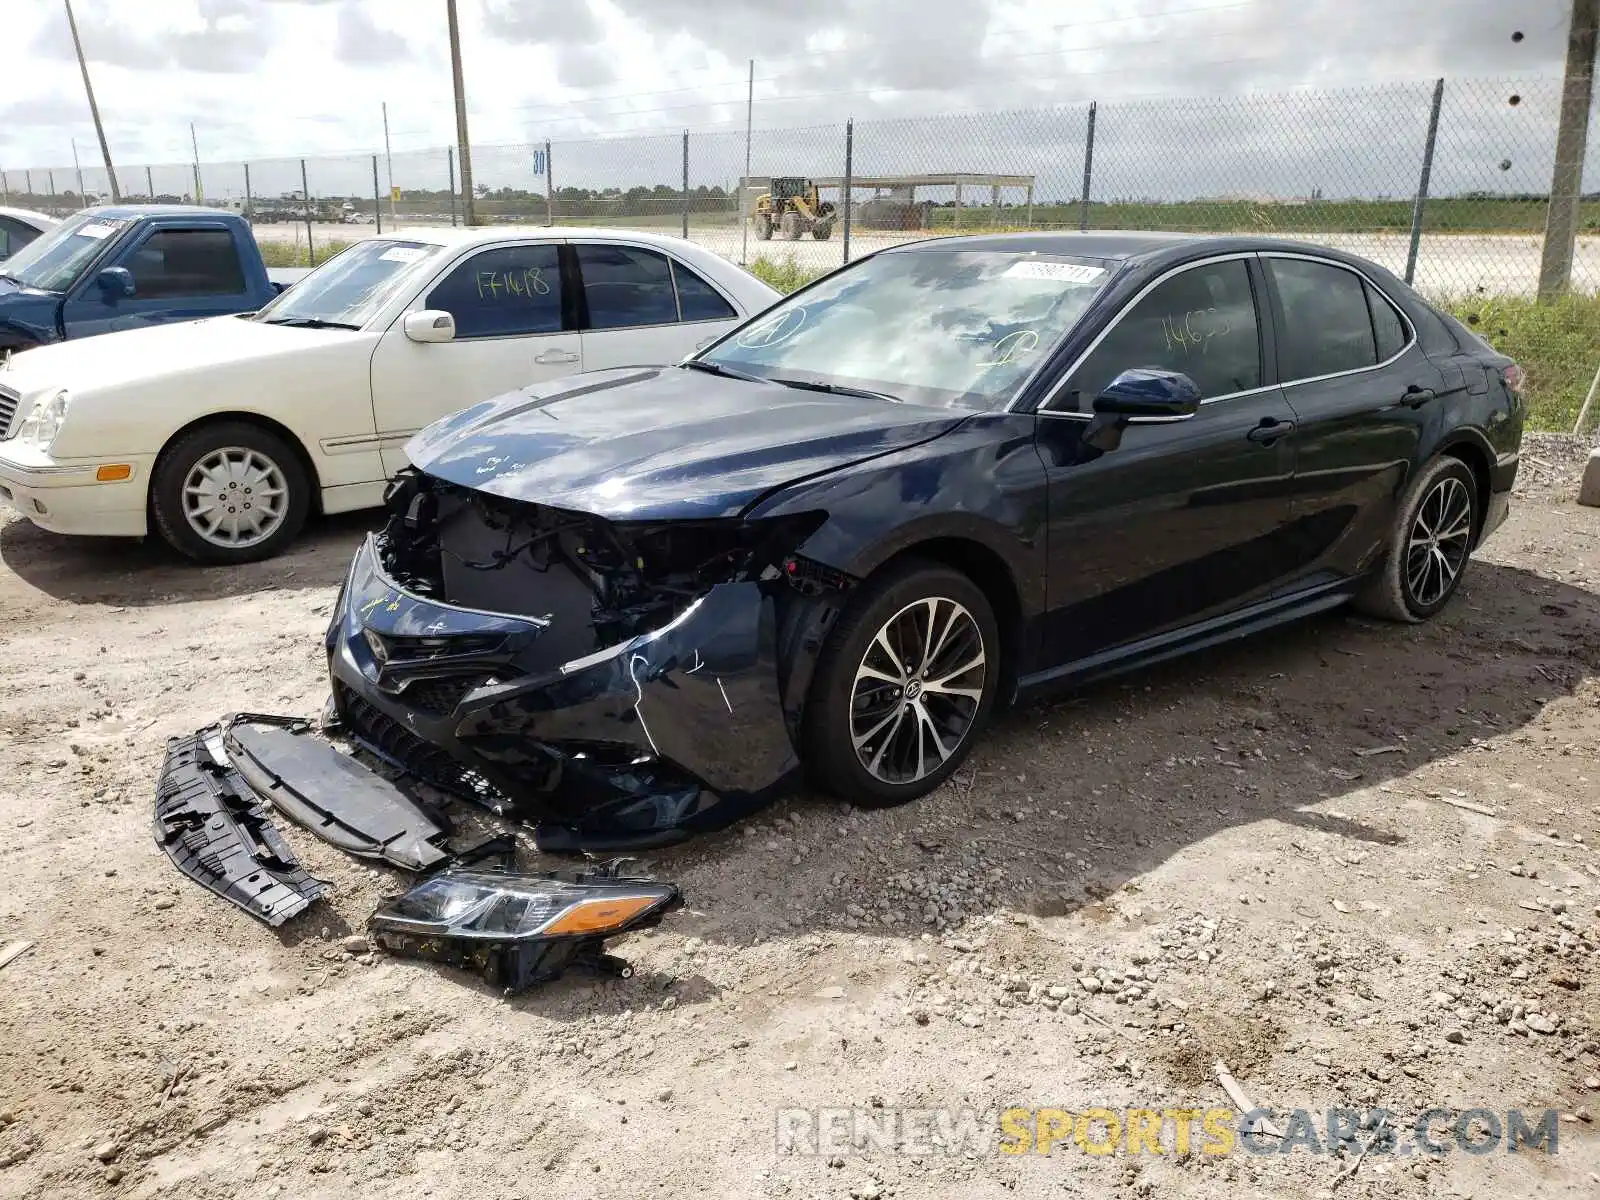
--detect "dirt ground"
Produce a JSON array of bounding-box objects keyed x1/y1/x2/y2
[{"x1": 2, "y1": 436, "x2": 1598, "y2": 1200}]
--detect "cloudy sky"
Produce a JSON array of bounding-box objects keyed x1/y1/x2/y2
[{"x1": 0, "y1": 0, "x2": 1584, "y2": 201}]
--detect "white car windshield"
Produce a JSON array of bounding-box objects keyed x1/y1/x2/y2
[
  {"x1": 254, "y1": 239, "x2": 444, "y2": 329},
  {"x1": 698, "y1": 249, "x2": 1114, "y2": 410},
  {"x1": 0, "y1": 210, "x2": 131, "y2": 292}
]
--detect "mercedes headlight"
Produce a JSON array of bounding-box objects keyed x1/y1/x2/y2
[{"x1": 18, "y1": 389, "x2": 70, "y2": 449}]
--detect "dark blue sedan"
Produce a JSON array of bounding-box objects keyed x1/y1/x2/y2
[{"x1": 325, "y1": 232, "x2": 1524, "y2": 851}]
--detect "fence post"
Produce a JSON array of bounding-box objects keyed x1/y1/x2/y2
[
  {"x1": 373, "y1": 155, "x2": 383, "y2": 235},
  {"x1": 0, "y1": 170, "x2": 8, "y2": 203},
  {"x1": 243, "y1": 162, "x2": 252, "y2": 220},
  {"x1": 300, "y1": 158, "x2": 315, "y2": 267},
  {"x1": 842, "y1": 118, "x2": 853, "y2": 265},
  {"x1": 447, "y1": 147, "x2": 458, "y2": 227},
  {"x1": 1537, "y1": 0, "x2": 1598, "y2": 301},
  {"x1": 1079, "y1": 101, "x2": 1097, "y2": 232},
  {"x1": 144, "y1": 165, "x2": 153, "y2": 200},
  {"x1": 25, "y1": 170, "x2": 32, "y2": 201},
  {"x1": 545, "y1": 140, "x2": 554, "y2": 227},
  {"x1": 1405, "y1": 78, "x2": 1445, "y2": 286},
  {"x1": 681, "y1": 130, "x2": 690, "y2": 239}
]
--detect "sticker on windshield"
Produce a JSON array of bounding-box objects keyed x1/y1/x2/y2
[
  {"x1": 379, "y1": 246, "x2": 429, "y2": 264},
  {"x1": 76, "y1": 222, "x2": 120, "y2": 240},
  {"x1": 1003, "y1": 261, "x2": 1104, "y2": 283}
]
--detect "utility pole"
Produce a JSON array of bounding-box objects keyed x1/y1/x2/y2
[
  {"x1": 64, "y1": 0, "x2": 119, "y2": 201},
  {"x1": 740, "y1": 58, "x2": 753, "y2": 266},
  {"x1": 1538, "y1": 0, "x2": 1598, "y2": 300},
  {"x1": 446, "y1": 0, "x2": 475, "y2": 226},
  {"x1": 190, "y1": 123, "x2": 203, "y2": 204},
  {"x1": 382, "y1": 101, "x2": 397, "y2": 226}
]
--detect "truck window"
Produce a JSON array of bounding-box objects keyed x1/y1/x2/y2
[
  {"x1": 0, "y1": 217, "x2": 43, "y2": 261},
  {"x1": 125, "y1": 228, "x2": 247, "y2": 298}
]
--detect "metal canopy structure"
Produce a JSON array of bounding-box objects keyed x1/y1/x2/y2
[{"x1": 811, "y1": 172, "x2": 1037, "y2": 229}]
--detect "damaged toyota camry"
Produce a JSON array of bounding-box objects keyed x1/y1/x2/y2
[{"x1": 325, "y1": 232, "x2": 1524, "y2": 851}]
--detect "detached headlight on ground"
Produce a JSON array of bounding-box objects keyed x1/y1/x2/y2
[
  {"x1": 18, "y1": 389, "x2": 70, "y2": 449},
  {"x1": 369, "y1": 864, "x2": 683, "y2": 990}
]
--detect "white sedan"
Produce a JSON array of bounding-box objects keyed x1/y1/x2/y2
[
  {"x1": 0, "y1": 207, "x2": 57, "y2": 260},
  {"x1": 0, "y1": 227, "x2": 778, "y2": 562}
]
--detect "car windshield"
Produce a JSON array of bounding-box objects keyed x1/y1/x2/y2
[
  {"x1": 253, "y1": 238, "x2": 444, "y2": 329},
  {"x1": 0, "y1": 210, "x2": 130, "y2": 292},
  {"x1": 698, "y1": 249, "x2": 1114, "y2": 410}
]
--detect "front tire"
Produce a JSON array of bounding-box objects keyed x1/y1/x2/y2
[
  {"x1": 1355, "y1": 455, "x2": 1478, "y2": 622},
  {"x1": 151, "y1": 421, "x2": 310, "y2": 564},
  {"x1": 803, "y1": 560, "x2": 999, "y2": 807},
  {"x1": 781, "y1": 211, "x2": 803, "y2": 241},
  {"x1": 755, "y1": 213, "x2": 774, "y2": 241}
]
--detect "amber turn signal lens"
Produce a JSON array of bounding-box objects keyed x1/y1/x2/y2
[
  {"x1": 541, "y1": 894, "x2": 662, "y2": 935},
  {"x1": 95, "y1": 464, "x2": 132, "y2": 482}
]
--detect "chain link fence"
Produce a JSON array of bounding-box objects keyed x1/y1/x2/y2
[{"x1": 3, "y1": 75, "x2": 1596, "y2": 429}]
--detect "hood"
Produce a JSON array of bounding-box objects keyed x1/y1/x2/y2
[
  {"x1": 0, "y1": 315, "x2": 357, "y2": 394},
  {"x1": 406, "y1": 366, "x2": 969, "y2": 519}
]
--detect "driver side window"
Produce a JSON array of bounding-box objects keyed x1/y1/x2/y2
[{"x1": 1057, "y1": 259, "x2": 1261, "y2": 412}]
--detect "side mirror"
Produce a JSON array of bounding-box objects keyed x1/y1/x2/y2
[
  {"x1": 96, "y1": 266, "x2": 136, "y2": 298},
  {"x1": 1084, "y1": 368, "x2": 1200, "y2": 451},
  {"x1": 403, "y1": 309, "x2": 456, "y2": 343}
]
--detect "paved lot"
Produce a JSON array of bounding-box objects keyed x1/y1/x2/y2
[{"x1": 0, "y1": 438, "x2": 1597, "y2": 1198}]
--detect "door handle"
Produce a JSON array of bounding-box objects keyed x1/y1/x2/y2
[
  {"x1": 1402, "y1": 385, "x2": 1436, "y2": 408},
  {"x1": 534, "y1": 349, "x2": 579, "y2": 365},
  {"x1": 1246, "y1": 417, "x2": 1295, "y2": 445}
]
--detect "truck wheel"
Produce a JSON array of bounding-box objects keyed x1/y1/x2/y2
[
  {"x1": 781, "y1": 211, "x2": 803, "y2": 240},
  {"x1": 151, "y1": 421, "x2": 310, "y2": 564},
  {"x1": 756, "y1": 214, "x2": 774, "y2": 241},
  {"x1": 811, "y1": 219, "x2": 834, "y2": 240}
]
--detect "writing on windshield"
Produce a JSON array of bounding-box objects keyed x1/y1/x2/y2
[
  {"x1": 0, "y1": 212, "x2": 130, "y2": 292},
  {"x1": 702, "y1": 250, "x2": 1111, "y2": 411}
]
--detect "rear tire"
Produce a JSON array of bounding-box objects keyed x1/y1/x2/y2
[
  {"x1": 1355, "y1": 455, "x2": 1479, "y2": 623},
  {"x1": 151, "y1": 420, "x2": 310, "y2": 565},
  {"x1": 755, "y1": 214, "x2": 774, "y2": 241},
  {"x1": 781, "y1": 211, "x2": 803, "y2": 241},
  {"x1": 803, "y1": 560, "x2": 998, "y2": 807}
]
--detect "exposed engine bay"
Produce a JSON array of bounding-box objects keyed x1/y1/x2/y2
[{"x1": 378, "y1": 470, "x2": 834, "y2": 667}]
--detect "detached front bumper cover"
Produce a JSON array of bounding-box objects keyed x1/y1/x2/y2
[{"x1": 369, "y1": 862, "x2": 683, "y2": 990}]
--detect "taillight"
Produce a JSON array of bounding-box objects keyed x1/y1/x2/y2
[{"x1": 1502, "y1": 363, "x2": 1525, "y2": 395}]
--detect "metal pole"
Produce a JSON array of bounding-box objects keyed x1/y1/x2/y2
[
  {"x1": 1025, "y1": 182, "x2": 1034, "y2": 227},
  {"x1": 1571, "y1": 361, "x2": 1600, "y2": 436},
  {"x1": 1538, "y1": 0, "x2": 1598, "y2": 301},
  {"x1": 190, "y1": 123, "x2": 202, "y2": 204},
  {"x1": 301, "y1": 158, "x2": 315, "y2": 266},
  {"x1": 953, "y1": 179, "x2": 962, "y2": 230},
  {"x1": 64, "y1": 0, "x2": 119, "y2": 201},
  {"x1": 382, "y1": 101, "x2": 397, "y2": 227},
  {"x1": 71, "y1": 139, "x2": 85, "y2": 206},
  {"x1": 1079, "y1": 101, "x2": 1097, "y2": 232},
  {"x1": 0, "y1": 170, "x2": 8, "y2": 203},
  {"x1": 842, "y1": 118, "x2": 853, "y2": 265},
  {"x1": 681, "y1": 130, "x2": 689, "y2": 239},
  {"x1": 740, "y1": 58, "x2": 753, "y2": 266},
  {"x1": 447, "y1": 0, "x2": 476, "y2": 226},
  {"x1": 145, "y1": 164, "x2": 153, "y2": 200},
  {"x1": 373, "y1": 155, "x2": 383, "y2": 235},
  {"x1": 243, "y1": 162, "x2": 251, "y2": 219},
  {"x1": 447, "y1": 146, "x2": 458, "y2": 226},
  {"x1": 1405, "y1": 78, "x2": 1445, "y2": 286},
  {"x1": 545, "y1": 139, "x2": 554, "y2": 226},
  {"x1": 25, "y1": 170, "x2": 33, "y2": 201}
]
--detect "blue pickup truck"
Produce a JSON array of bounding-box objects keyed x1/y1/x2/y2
[{"x1": 0, "y1": 206, "x2": 305, "y2": 354}]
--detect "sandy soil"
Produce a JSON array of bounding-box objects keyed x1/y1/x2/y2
[{"x1": 1, "y1": 437, "x2": 1598, "y2": 1199}]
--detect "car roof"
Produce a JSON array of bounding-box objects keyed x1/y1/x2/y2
[
  {"x1": 0, "y1": 206, "x2": 59, "y2": 229},
  {"x1": 79, "y1": 204, "x2": 244, "y2": 221},
  {"x1": 379, "y1": 224, "x2": 717, "y2": 251},
  {"x1": 879, "y1": 230, "x2": 1391, "y2": 274}
]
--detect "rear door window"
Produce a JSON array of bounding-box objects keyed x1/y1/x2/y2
[
  {"x1": 1268, "y1": 257, "x2": 1378, "y2": 381},
  {"x1": 123, "y1": 228, "x2": 247, "y2": 297},
  {"x1": 672, "y1": 260, "x2": 736, "y2": 322},
  {"x1": 577, "y1": 244, "x2": 679, "y2": 329},
  {"x1": 424, "y1": 243, "x2": 563, "y2": 338}
]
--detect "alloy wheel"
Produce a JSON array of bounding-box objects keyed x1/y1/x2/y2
[
  {"x1": 850, "y1": 596, "x2": 987, "y2": 786},
  {"x1": 181, "y1": 447, "x2": 290, "y2": 549},
  {"x1": 1404, "y1": 475, "x2": 1473, "y2": 608}
]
